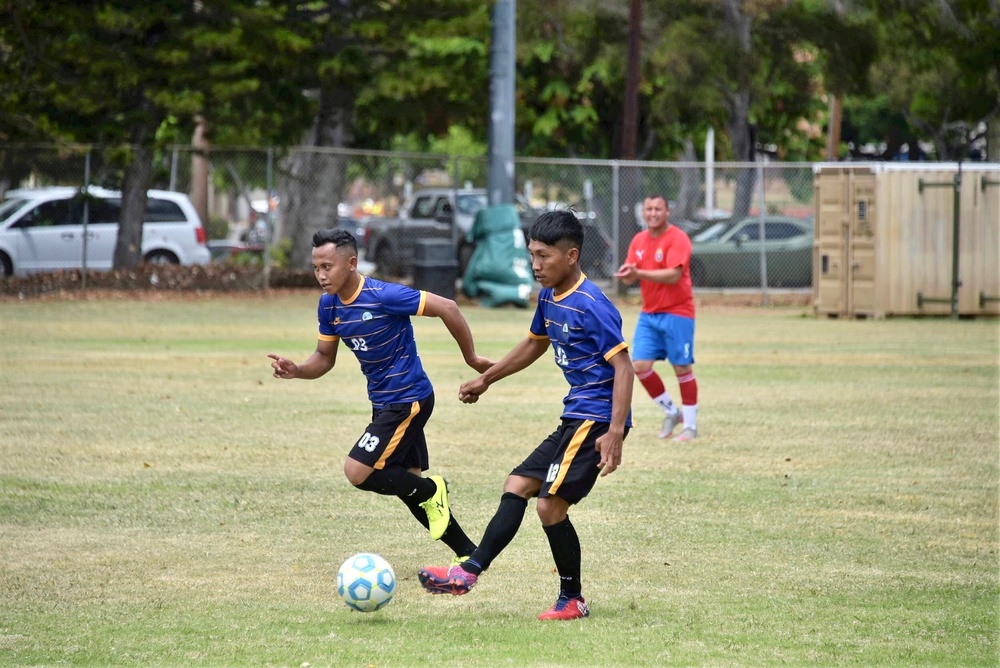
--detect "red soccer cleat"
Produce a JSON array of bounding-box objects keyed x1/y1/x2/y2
[
  {"x1": 418, "y1": 563, "x2": 478, "y2": 595},
  {"x1": 537, "y1": 593, "x2": 589, "y2": 620}
]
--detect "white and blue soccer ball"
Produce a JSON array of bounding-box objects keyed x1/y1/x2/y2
[{"x1": 336, "y1": 552, "x2": 396, "y2": 612}]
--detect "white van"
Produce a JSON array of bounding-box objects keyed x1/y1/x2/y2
[{"x1": 0, "y1": 186, "x2": 212, "y2": 277}]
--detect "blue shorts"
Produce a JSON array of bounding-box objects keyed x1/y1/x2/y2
[{"x1": 631, "y1": 312, "x2": 695, "y2": 365}]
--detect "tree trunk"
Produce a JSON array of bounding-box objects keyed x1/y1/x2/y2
[
  {"x1": 280, "y1": 85, "x2": 355, "y2": 270},
  {"x1": 726, "y1": 90, "x2": 756, "y2": 218},
  {"x1": 191, "y1": 117, "x2": 210, "y2": 230},
  {"x1": 114, "y1": 145, "x2": 153, "y2": 269},
  {"x1": 721, "y1": 0, "x2": 756, "y2": 219},
  {"x1": 676, "y1": 139, "x2": 700, "y2": 221}
]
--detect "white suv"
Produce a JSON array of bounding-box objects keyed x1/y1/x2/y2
[{"x1": 0, "y1": 186, "x2": 212, "y2": 277}]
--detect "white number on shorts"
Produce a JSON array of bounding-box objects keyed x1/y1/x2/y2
[{"x1": 357, "y1": 432, "x2": 380, "y2": 452}]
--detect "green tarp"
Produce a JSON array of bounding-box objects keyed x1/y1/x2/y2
[{"x1": 461, "y1": 204, "x2": 533, "y2": 308}]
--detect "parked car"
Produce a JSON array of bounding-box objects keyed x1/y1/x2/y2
[
  {"x1": 0, "y1": 186, "x2": 211, "y2": 277},
  {"x1": 689, "y1": 216, "x2": 814, "y2": 288}
]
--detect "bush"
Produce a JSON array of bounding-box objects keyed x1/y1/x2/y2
[
  {"x1": 0, "y1": 264, "x2": 318, "y2": 298},
  {"x1": 206, "y1": 215, "x2": 231, "y2": 240}
]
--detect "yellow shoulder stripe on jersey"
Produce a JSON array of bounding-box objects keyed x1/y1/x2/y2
[
  {"x1": 416, "y1": 290, "x2": 428, "y2": 316},
  {"x1": 603, "y1": 341, "x2": 629, "y2": 361}
]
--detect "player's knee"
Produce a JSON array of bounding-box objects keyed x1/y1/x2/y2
[
  {"x1": 633, "y1": 359, "x2": 653, "y2": 374},
  {"x1": 536, "y1": 497, "x2": 568, "y2": 525},
  {"x1": 344, "y1": 460, "x2": 369, "y2": 487}
]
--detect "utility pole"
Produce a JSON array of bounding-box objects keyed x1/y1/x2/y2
[
  {"x1": 622, "y1": 0, "x2": 641, "y2": 160},
  {"x1": 618, "y1": 0, "x2": 643, "y2": 258},
  {"x1": 487, "y1": 0, "x2": 516, "y2": 206}
]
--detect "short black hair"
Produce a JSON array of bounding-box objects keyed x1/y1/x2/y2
[
  {"x1": 312, "y1": 228, "x2": 357, "y2": 253},
  {"x1": 529, "y1": 210, "x2": 583, "y2": 250},
  {"x1": 646, "y1": 194, "x2": 670, "y2": 208}
]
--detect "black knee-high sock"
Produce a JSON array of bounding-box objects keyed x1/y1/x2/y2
[
  {"x1": 354, "y1": 466, "x2": 435, "y2": 501},
  {"x1": 400, "y1": 496, "x2": 477, "y2": 557},
  {"x1": 543, "y1": 516, "x2": 582, "y2": 596},
  {"x1": 464, "y1": 492, "x2": 528, "y2": 575}
]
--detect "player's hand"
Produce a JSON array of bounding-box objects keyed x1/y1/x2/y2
[
  {"x1": 614, "y1": 263, "x2": 638, "y2": 283},
  {"x1": 468, "y1": 355, "x2": 495, "y2": 374},
  {"x1": 267, "y1": 353, "x2": 298, "y2": 379},
  {"x1": 458, "y1": 376, "x2": 489, "y2": 404},
  {"x1": 595, "y1": 429, "x2": 624, "y2": 477}
]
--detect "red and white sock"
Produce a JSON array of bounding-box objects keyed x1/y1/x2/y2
[
  {"x1": 637, "y1": 369, "x2": 677, "y2": 415},
  {"x1": 677, "y1": 370, "x2": 698, "y2": 430}
]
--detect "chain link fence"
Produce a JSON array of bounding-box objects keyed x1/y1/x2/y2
[{"x1": 0, "y1": 144, "x2": 815, "y2": 295}]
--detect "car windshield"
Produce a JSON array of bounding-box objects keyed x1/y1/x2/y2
[
  {"x1": 456, "y1": 194, "x2": 488, "y2": 215},
  {"x1": 692, "y1": 222, "x2": 729, "y2": 243},
  {"x1": 0, "y1": 197, "x2": 28, "y2": 221}
]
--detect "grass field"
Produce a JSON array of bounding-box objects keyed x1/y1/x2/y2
[{"x1": 1, "y1": 292, "x2": 997, "y2": 667}]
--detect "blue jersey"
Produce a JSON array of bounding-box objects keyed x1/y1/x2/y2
[
  {"x1": 317, "y1": 276, "x2": 433, "y2": 409},
  {"x1": 529, "y1": 275, "x2": 633, "y2": 426}
]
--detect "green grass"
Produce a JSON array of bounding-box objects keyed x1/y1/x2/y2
[{"x1": 1, "y1": 293, "x2": 997, "y2": 666}]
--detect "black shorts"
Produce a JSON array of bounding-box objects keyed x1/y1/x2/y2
[
  {"x1": 348, "y1": 394, "x2": 434, "y2": 472},
  {"x1": 510, "y1": 419, "x2": 629, "y2": 505}
]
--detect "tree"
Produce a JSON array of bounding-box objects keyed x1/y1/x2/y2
[
  {"x1": 851, "y1": 0, "x2": 999, "y2": 160},
  {"x1": 263, "y1": 0, "x2": 489, "y2": 267},
  {"x1": 0, "y1": 1, "x2": 315, "y2": 268}
]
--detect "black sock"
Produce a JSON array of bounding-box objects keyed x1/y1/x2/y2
[
  {"x1": 543, "y1": 516, "x2": 582, "y2": 597},
  {"x1": 355, "y1": 467, "x2": 435, "y2": 501},
  {"x1": 465, "y1": 492, "x2": 528, "y2": 575},
  {"x1": 400, "y1": 494, "x2": 477, "y2": 557}
]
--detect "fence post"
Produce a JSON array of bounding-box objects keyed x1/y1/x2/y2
[
  {"x1": 81, "y1": 148, "x2": 91, "y2": 290},
  {"x1": 611, "y1": 160, "x2": 621, "y2": 296},
  {"x1": 264, "y1": 147, "x2": 273, "y2": 290},
  {"x1": 757, "y1": 160, "x2": 768, "y2": 305}
]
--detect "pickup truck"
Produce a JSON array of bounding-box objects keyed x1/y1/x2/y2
[
  {"x1": 362, "y1": 188, "x2": 536, "y2": 277},
  {"x1": 362, "y1": 187, "x2": 614, "y2": 280}
]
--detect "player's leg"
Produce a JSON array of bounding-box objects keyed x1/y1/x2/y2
[
  {"x1": 345, "y1": 395, "x2": 462, "y2": 541},
  {"x1": 534, "y1": 419, "x2": 615, "y2": 620},
  {"x1": 418, "y1": 427, "x2": 568, "y2": 595},
  {"x1": 417, "y1": 475, "x2": 539, "y2": 595},
  {"x1": 632, "y1": 313, "x2": 681, "y2": 438},
  {"x1": 399, "y1": 466, "x2": 476, "y2": 558},
  {"x1": 665, "y1": 315, "x2": 698, "y2": 441}
]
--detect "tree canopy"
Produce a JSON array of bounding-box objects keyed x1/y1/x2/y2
[{"x1": 1, "y1": 0, "x2": 996, "y2": 265}]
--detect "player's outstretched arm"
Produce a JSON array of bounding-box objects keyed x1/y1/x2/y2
[
  {"x1": 268, "y1": 338, "x2": 338, "y2": 380},
  {"x1": 595, "y1": 349, "x2": 634, "y2": 477},
  {"x1": 422, "y1": 292, "x2": 493, "y2": 373},
  {"x1": 458, "y1": 336, "x2": 548, "y2": 404}
]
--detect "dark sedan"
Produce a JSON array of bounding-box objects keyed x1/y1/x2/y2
[{"x1": 689, "y1": 216, "x2": 814, "y2": 288}]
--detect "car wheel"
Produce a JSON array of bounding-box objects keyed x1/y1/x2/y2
[
  {"x1": 376, "y1": 242, "x2": 402, "y2": 277},
  {"x1": 689, "y1": 259, "x2": 705, "y2": 287},
  {"x1": 145, "y1": 250, "x2": 179, "y2": 265},
  {"x1": 0, "y1": 252, "x2": 12, "y2": 277}
]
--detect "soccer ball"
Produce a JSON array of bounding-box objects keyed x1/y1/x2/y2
[{"x1": 336, "y1": 552, "x2": 396, "y2": 612}]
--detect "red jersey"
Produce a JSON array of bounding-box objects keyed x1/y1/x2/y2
[{"x1": 625, "y1": 225, "x2": 695, "y2": 317}]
